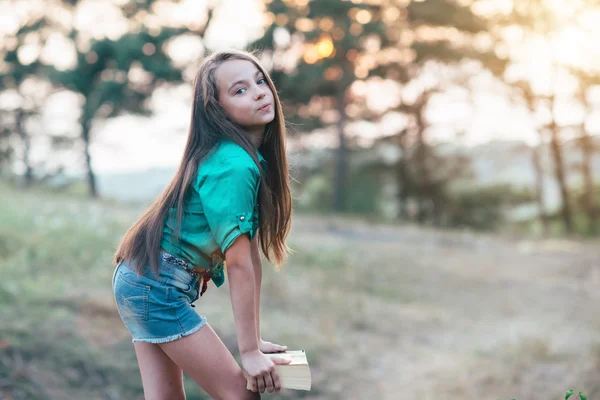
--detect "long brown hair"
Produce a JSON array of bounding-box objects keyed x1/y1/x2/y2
[{"x1": 113, "y1": 49, "x2": 292, "y2": 275}]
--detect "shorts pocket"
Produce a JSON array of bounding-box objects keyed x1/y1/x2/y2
[{"x1": 114, "y1": 271, "x2": 151, "y2": 322}]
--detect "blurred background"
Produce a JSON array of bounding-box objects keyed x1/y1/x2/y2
[{"x1": 1, "y1": 0, "x2": 600, "y2": 399}]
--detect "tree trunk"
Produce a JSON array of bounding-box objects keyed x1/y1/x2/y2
[
  {"x1": 548, "y1": 119, "x2": 573, "y2": 233},
  {"x1": 531, "y1": 143, "x2": 549, "y2": 235},
  {"x1": 15, "y1": 109, "x2": 33, "y2": 187},
  {"x1": 577, "y1": 88, "x2": 597, "y2": 234},
  {"x1": 0, "y1": 127, "x2": 10, "y2": 169},
  {"x1": 414, "y1": 141, "x2": 428, "y2": 224},
  {"x1": 414, "y1": 98, "x2": 429, "y2": 224},
  {"x1": 333, "y1": 91, "x2": 348, "y2": 213},
  {"x1": 395, "y1": 130, "x2": 409, "y2": 219},
  {"x1": 81, "y1": 117, "x2": 98, "y2": 198},
  {"x1": 580, "y1": 129, "x2": 597, "y2": 234}
]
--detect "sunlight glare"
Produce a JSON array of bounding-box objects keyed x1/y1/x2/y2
[
  {"x1": 315, "y1": 37, "x2": 334, "y2": 58},
  {"x1": 471, "y1": 0, "x2": 513, "y2": 17},
  {"x1": 550, "y1": 26, "x2": 586, "y2": 67},
  {"x1": 526, "y1": 35, "x2": 554, "y2": 95},
  {"x1": 303, "y1": 45, "x2": 319, "y2": 64},
  {"x1": 151, "y1": 0, "x2": 209, "y2": 28},
  {"x1": 40, "y1": 33, "x2": 77, "y2": 70},
  {"x1": 17, "y1": 44, "x2": 39, "y2": 66},
  {"x1": 355, "y1": 10, "x2": 372, "y2": 24},
  {"x1": 74, "y1": 0, "x2": 129, "y2": 40},
  {"x1": 382, "y1": 7, "x2": 400, "y2": 24},
  {"x1": 578, "y1": 8, "x2": 600, "y2": 33},
  {"x1": 0, "y1": 1, "x2": 20, "y2": 36},
  {"x1": 318, "y1": 17, "x2": 334, "y2": 32},
  {"x1": 166, "y1": 34, "x2": 204, "y2": 67},
  {"x1": 295, "y1": 18, "x2": 315, "y2": 32}
]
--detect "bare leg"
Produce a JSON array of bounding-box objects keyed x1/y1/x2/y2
[
  {"x1": 134, "y1": 342, "x2": 186, "y2": 400},
  {"x1": 159, "y1": 324, "x2": 260, "y2": 400}
]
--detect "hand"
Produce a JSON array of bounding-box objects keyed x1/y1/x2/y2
[
  {"x1": 260, "y1": 339, "x2": 287, "y2": 353},
  {"x1": 241, "y1": 350, "x2": 291, "y2": 393}
]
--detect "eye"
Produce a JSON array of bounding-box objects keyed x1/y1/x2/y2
[
  {"x1": 235, "y1": 87, "x2": 246, "y2": 95},
  {"x1": 257, "y1": 78, "x2": 266, "y2": 85}
]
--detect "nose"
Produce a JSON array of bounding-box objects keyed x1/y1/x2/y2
[{"x1": 254, "y1": 86, "x2": 266, "y2": 100}]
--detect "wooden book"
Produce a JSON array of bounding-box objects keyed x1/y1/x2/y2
[{"x1": 247, "y1": 350, "x2": 311, "y2": 391}]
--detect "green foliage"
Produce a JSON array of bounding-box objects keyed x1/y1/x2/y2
[
  {"x1": 573, "y1": 184, "x2": 600, "y2": 209},
  {"x1": 291, "y1": 142, "x2": 542, "y2": 231},
  {"x1": 442, "y1": 184, "x2": 535, "y2": 230},
  {"x1": 252, "y1": 0, "x2": 386, "y2": 123},
  {"x1": 42, "y1": 1, "x2": 194, "y2": 196},
  {"x1": 565, "y1": 389, "x2": 588, "y2": 400},
  {"x1": 0, "y1": 116, "x2": 12, "y2": 172},
  {"x1": 539, "y1": 184, "x2": 600, "y2": 237},
  {"x1": 294, "y1": 173, "x2": 333, "y2": 213},
  {"x1": 0, "y1": 12, "x2": 63, "y2": 182},
  {"x1": 51, "y1": 27, "x2": 184, "y2": 120},
  {"x1": 0, "y1": 18, "x2": 49, "y2": 89},
  {"x1": 493, "y1": 389, "x2": 587, "y2": 400},
  {"x1": 254, "y1": 0, "x2": 509, "y2": 216},
  {"x1": 345, "y1": 163, "x2": 388, "y2": 215}
]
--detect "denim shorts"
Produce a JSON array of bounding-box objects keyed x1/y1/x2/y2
[{"x1": 112, "y1": 255, "x2": 208, "y2": 343}]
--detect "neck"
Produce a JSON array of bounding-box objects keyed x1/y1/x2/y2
[{"x1": 247, "y1": 126, "x2": 265, "y2": 148}]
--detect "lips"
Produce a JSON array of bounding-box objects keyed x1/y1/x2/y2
[{"x1": 258, "y1": 103, "x2": 271, "y2": 112}]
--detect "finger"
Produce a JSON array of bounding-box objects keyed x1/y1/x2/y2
[
  {"x1": 246, "y1": 377, "x2": 257, "y2": 393},
  {"x1": 271, "y1": 343, "x2": 287, "y2": 352},
  {"x1": 264, "y1": 371, "x2": 275, "y2": 393},
  {"x1": 272, "y1": 356, "x2": 292, "y2": 365},
  {"x1": 272, "y1": 369, "x2": 282, "y2": 392},
  {"x1": 257, "y1": 376, "x2": 265, "y2": 393}
]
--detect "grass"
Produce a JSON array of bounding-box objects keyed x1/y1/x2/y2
[
  {"x1": 2, "y1": 181, "x2": 600, "y2": 399},
  {"x1": 0, "y1": 184, "x2": 147, "y2": 399},
  {"x1": 0, "y1": 183, "x2": 331, "y2": 399}
]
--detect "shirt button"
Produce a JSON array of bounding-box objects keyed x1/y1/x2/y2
[{"x1": 239, "y1": 216, "x2": 245, "y2": 221}]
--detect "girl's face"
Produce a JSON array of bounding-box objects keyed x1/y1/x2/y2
[{"x1": 215, "y1": 59, "x2": 275, "y2": 132}]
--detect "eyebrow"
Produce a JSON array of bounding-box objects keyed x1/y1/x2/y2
[{"x1": 228, "y1": 70, "x2": 264, "y2": 91}]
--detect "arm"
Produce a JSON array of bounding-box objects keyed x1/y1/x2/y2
[
  {"x1": 250, "y1": 235, "x2": 262, "y2": 341},
  {"x1": 251, "y1": 235, "x2": 288, "y2": 354},
  {"x1": 199, "y1": 154, "x2": 289, "y2": 393},
  {"x1": 226, "y1": 234, "x2": 291, "y2": 394},
  {"x1": 225, "y1": 234, "x2": 259, "y2": 355}
]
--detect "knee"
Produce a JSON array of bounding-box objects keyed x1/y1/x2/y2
[{"x1": 213, "y1": 371, "x2": 260, "y2": 400}]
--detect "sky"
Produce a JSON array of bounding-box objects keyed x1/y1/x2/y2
[{"x1": 3, "y1": 0, "x2": 600, "y2": 174}]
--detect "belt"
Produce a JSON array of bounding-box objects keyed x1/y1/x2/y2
[{"x1": 160, "y1": 251, "x2": 223, "y2": 297}]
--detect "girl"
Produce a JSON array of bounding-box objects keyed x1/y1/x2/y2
[{"x1": 111, "y1": 49, "x2": 293, "y2": 400}]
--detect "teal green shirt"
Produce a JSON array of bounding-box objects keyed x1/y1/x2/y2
[{"x1": 161, "y1": 140, "x2": 267, "y2": 288}]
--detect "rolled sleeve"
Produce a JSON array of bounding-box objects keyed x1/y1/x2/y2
[{"x1": 198, "y1": 157, "x2": 260, "y2": 254}]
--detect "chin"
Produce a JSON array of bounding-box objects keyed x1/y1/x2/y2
[{"x1": 259, "y1": 113, "x2": 275, "y2": 125}]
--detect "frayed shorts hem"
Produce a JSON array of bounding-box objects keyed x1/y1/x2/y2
[{"x1": 131, "y1": 316, "x2": 208, "y2": 344}]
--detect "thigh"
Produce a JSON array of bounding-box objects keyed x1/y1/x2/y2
[
  {"x1": 159, "y1": 323, "x2": 260, "y2": 400},
  {"x1": 134, "y1": 342, "x2": 185, "y2": 400}
]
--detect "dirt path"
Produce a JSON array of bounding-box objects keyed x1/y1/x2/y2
[{"x1": 288, "y1": 217, "x2": 600, "y2": 400}]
